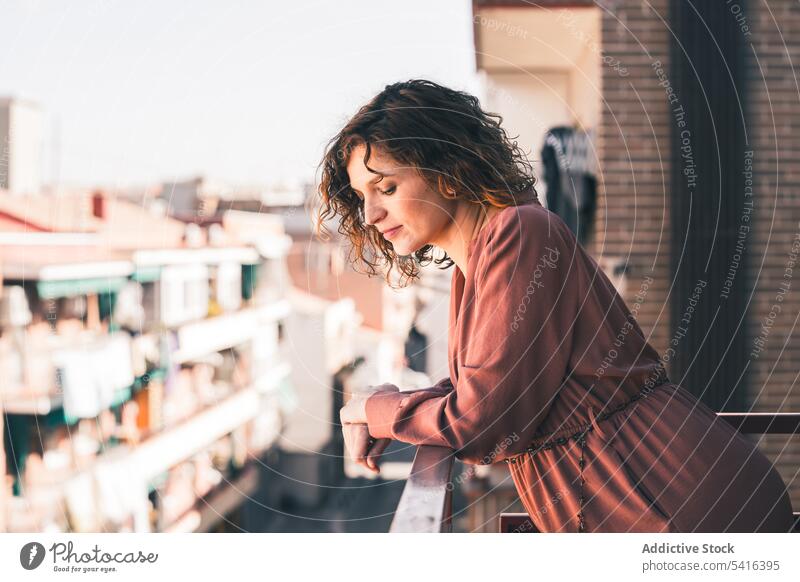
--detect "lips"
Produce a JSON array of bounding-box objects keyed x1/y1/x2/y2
[{"x1": 382, "y1": 225, "x2": 403, "y2": 240}]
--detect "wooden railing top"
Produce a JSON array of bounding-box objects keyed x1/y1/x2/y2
[
  {"x1": 716, "y1": 412, "x2": 800, "y2": 434},
  {"x1": 390, "y1": 445, "x2": 455, "y2": 533}
]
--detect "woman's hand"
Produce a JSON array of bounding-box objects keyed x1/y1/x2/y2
[
  {"x1": 339, "y1": 383, "x2": 400, "y2": 425},
  {"x1": 342, "y1": 423, "x2": 372, "y2": 472},
  {"x1": 342, "y1": 423, "x2": 392, "y2": 474},
  {"x1": 340, "y1": 384, "x2": 399, "y2": 474}
]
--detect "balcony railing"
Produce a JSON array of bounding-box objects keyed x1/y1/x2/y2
[
  {"x1": 390, "y1": 412, "x2": 800, "y2": 533},
  {"x1": 389, "y1": 445, "x2": 454, "y2": 533}
]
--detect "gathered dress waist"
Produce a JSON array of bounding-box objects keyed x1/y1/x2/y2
[{"x1": 504, "y1": 364, "x2": 672, "y2": 532}]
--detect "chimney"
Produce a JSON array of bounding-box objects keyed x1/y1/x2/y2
[{"x1": 92, "y1": 190, "x2": 106, "y2": 219}]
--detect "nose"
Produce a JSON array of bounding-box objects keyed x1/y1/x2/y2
[{"x1": 363, "y1": 195, "x2": 387, "y2": 227}]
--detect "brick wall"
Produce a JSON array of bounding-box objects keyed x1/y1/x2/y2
[{"x1": 595, "y1": 0, "x2": 673, "y2": 359}]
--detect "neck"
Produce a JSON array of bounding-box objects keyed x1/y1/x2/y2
[{"x1": 432, "y1": 202, "x2": 502, "y2": 274}]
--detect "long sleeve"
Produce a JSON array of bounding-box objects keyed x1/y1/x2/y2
[
  {"x1": 365, "y1": 207, "x2": 580, "y2": 464},
  {"x1": 365, "y1": 375, "x2": 453, "y2": 435}
]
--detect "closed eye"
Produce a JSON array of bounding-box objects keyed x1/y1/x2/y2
[{"x1": 350, "y1": 184, "x2": 394, "y2": 199}]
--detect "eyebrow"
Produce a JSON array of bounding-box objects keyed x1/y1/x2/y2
[{"x1": 350, "y1": 170, "x2": 396, "y2": 196}]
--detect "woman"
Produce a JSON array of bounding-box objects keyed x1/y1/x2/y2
[{"x1": 323, "y1": 79, "x2": 794, "y2": 533}]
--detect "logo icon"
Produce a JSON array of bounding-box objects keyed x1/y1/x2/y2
[{"x1": 20, "y1": 542, "x2": 46, "y2": 570}]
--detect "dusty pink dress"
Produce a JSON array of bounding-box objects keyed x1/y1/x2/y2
[{"x1": 366, "y1": 201, "x2": 794, "y2": 532}]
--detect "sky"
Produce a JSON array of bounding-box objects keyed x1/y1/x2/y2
[{"x1": 0, "y1": 0, "x2": 477, "y2": 189}]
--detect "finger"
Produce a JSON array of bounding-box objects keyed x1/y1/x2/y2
[
  {"x1": 342, "y1": 425, "x2": 365, "y2": 462},
  {"x1": 350, "y1": 426, "x2": 370, "y2": 464},
  {"x1": 342, "y1": 427, "x2": 354, "y2": 460},
  {"x1": 343, "y1": 425, "x2": 356, "y2": 452},
  {"x1": 360, "y1": 437, "x2": 379, "y2": 473},
  {"x1": 366, "y1": 438, "x2": 392, "y2": 472},
  {"x1": 356, "y1": 457, "x2": 376, "y2": 473}
]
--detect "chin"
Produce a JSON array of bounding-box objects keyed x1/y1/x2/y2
[
  {"x1": 390, "y1": 240, "x2": 421, "y2": 257},
  {"x1": 386, "y1": 228, "x2": 429, "y2": 256}
]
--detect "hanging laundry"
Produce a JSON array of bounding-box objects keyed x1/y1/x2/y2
[
  {"x1": 540, "y1": 126, "x2": 598, "y2": 246},
  {"x1": 54, "y1": 333, "x2": 134, "y2": 420}
]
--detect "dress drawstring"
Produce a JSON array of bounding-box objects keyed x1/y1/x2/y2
[
  {"x1": 576, "y1": 430, "x2": 588, "y2": 532},
  {"x1": 506, "y1": 366, "x2": 671, "y2": 533},
  {"x1": 519, "y1": 427, "x2": 590, "y2": 532}
]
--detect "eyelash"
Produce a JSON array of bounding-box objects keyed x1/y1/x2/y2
[{"x1": 354, "y1": 185, "x2": 395, "y2": 200}]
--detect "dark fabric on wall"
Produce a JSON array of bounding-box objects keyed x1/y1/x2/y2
[
  {"x1": 540, "y1": 126, "x2": 597, "y2": 247},
  {"x1": 404, "y1": 323, "x2": 428, "y2": 374}
]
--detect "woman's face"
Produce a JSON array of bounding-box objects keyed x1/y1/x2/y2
[{"x1": 346, "y1": 143, "x2": 457, "y2": 256}]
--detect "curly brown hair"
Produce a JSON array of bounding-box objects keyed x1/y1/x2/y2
[{"x1": 316, "y1": 79, "x2": 541, "y2": 288}]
